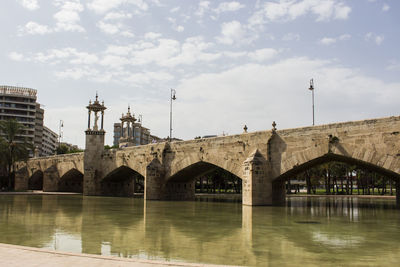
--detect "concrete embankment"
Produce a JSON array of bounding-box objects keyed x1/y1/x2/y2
[{"x1": 0, "y1": 243, "x2": 236, "y2": 267}]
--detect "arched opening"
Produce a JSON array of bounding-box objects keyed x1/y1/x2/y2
[
  {"x1": 167, "y1": 162, "x2": 242, "y2": 201},
  {"x1": 28, "y1": 170, "x2": 43, "y2": 190},
  {"x1": 58, "y1": 169, "x2": 83, "y2": 193},
  {"x1": 275, "y1": 153, "x2": 400, "y2": 203},
  {"x1": 101, "y1": 166, "x2": 144, "y2": 197}
]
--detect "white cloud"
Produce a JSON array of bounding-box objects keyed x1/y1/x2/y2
[
  {"x1": 87, "y1": 0, "x2": 148, "y2": 14},
  {"x1": 99, "y1": 55, "x2": 130, "y2": 68},
  {"x1": 160, "y1": 36, "x2": 221, "y2": 67},
  {"x1": 170, "y1": 6, "x2": 180, "y2": 13},
  {"x1": 195, "y1": 1, "x2": 210, "y2": 17},
  {"x1": 223, "y1": 51, "x2": 247, "y2": 59},
  {"x1": 18, "y1": 0, "x2": 39, "y2": 10},
  {"x1": 167, "y1": 17, "x2": 184, "y2": 32},
  {"x1": 174, "y1": 25, "x2": 184, "y2": 32},
  {"x1": 97, "y1": 21, "x2": 122, "y2": 34},
  {"x1": 249, "y1": 0, "x2": 351, "y2": 27},
  {"x1": 144, "y1": 32, "x2": 162, "y2": 39},
  {"x1": 53, "y1": 0, "x2": 85, "y2": 32},
  {"x1": 319, "y1": 34, "x2": 350, "y2": 45},
  {"x1": 123, "y1": 71, "x2": 174, "y2": 85},
  {"x1": 120, "y1": 30, "x2": 135, "y2": 37},
  {"x1": 247, "y1": 48, "x2": 279, "y2": 62},
  {"x1": 365, "y1": 32, "x2": 384, "y2": 45},
  {"x1": 19, "y1": 21, "x2": 52, "y2": 35},
  {"x1": 9, "y1": 52, "x2": 24, "y2": 61},
  {"x1": 55, "y1": 66, "x2": 99, "y2": 80},
  {"x1": 214, "y1": 2, "x2": 245, "y2": 14},
  {"x1": 104, "y1": 11, "x2": 132, "y2": 20},
  {"x1": 17, "y1": 48, "x2": 98, "y2": 66},
  {"x1": 382, "y1": 3, "x2": 390, "y2": 12},
  {"x1": 216, "y1": 20, "x2": 246, "y2": 45},
  {"x1": 174, "y1": 57, "x2": 400, "y2": 139},
  {"x1": 282, "y1": 33, "x2": 300, "y2": 41},
  {"x1": 386, "y1": 61, "x2": 400, "y2": 71},
  {"x1": 319, "y1": 37, "x2": 336, "y2": 45}
]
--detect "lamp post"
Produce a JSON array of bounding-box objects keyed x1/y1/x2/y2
[
  {"x1": 58, "y1": 120, "x2": 64, "y2": 146},
  {"x1": 308, "y1": 79, "x2": 315, "y2": 126},
  {"x1": 169, "y1": 88, "x2": 176, "y2": 141}
]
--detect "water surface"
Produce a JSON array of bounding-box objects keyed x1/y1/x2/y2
[{"x1": 0, "y1": 195, "x2": 399, "y2": 266}]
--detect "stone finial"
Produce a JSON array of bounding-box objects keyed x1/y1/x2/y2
[
  {"x1": 243, "y1": 125, "x2": 248, "y2": 133},
  {"x1": 272, "y1": 121, "x2": 277, "y2": 133}
]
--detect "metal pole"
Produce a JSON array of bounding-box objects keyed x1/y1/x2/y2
[
  {"x1": 101, "y1": 111, "x2": 104, "y2": 130},
  {"x1": 169, "y1": 89, "x2": 172, "y2": 141},
  {"x1": 88, "y1": 110, "x2": 91, "y2": 129},
  {"x1": 312, "y1": 88, "x2": 315, "y2": 126},
  {"x1": 58, "y1": 120, "x2": 63, "y2": 146},
  {"x1": 309, "y1": 79, "x2": 315, "y2": 126},
  {"x1": 169, "y1": 89, "x2": 176, "y2": 142}
]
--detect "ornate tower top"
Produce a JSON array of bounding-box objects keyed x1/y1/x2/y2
[
  {"x1": 86, "y1": 93, "x2": 106, "y2": 132},
  {"x1": 118, "y1": 105, "x2": 137, "y2": 148},
  {"x1": 120, "y1": 105, "x2": 136, "y2": 123},
  {"x1": 87, "y1": 92, "x2": 106, "y2": 113}
]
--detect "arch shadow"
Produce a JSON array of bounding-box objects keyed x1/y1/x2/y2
[
  {"x1": 165, "y1": 161, "x2": 242, "y2": 201},
  {"x1": 101, "y1": 166, "x2": 144, "y2": 197},
  {"x1": 58, "y1": 168, "x2": 83, "y2": 193},
  {"x1": 28, "y1": 170, "x2": 43, "y2": 190},
  {"x1": 275, "y1": 153, "x2": 400, "y2": 183}
]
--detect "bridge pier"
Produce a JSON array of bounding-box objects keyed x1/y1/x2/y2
[
  {"x1": 14, "y1": 167, "x2": 28, "y2": 191},
  {"x1": 43, "y1": 166, "x2": 59, "y2": 192},
  {"x1": 242, "y1": 150, "x2": 273, "y2": 205},
  {"x1": 144, "y1": 158, "x2": 165, "y2": 200},
  {"x1": 396, "y1": 180, "x2": 400, "y2": 208}
]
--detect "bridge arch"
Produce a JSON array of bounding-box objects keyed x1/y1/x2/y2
[
  {"x1": 164, "y1": 160, "x2": 242, "y2": 201},
  {"x1": 276, "y1": 151, "x2": 400, "y2": 182},
  {"x1": 101, "y1": 165, "x2": 144, "y2": 197},
  {"x1": 28, "y1": 170, "x2": 43, "y2": 190},
  {"x1": 169, "y1": 156, "x2": 243, "y2": 182},
  {"x1": 58, "y1": 168, "x2": 83, "y2": 193}
]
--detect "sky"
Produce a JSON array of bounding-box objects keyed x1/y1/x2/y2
[{"x1": 0, "y1": 0, "x2": 399, "y2": 148}]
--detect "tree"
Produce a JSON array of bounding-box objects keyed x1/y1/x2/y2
[
  {"x1": 56, "y1": 144, "x2": 69, "y2": 155},
  {"x1": 0, "y1": 120, "x2": 32, "y2": 189},
  {"x1": 56, "y1": 144, "x2": 83, "y2": 154}
]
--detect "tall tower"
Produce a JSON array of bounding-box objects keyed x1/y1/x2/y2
[
  {"x1": 83, "y1": 93, "x2": 106, "y2": 195},
  {"x1": 119, "y1": 106, "x2": 136, "y2": 148}
]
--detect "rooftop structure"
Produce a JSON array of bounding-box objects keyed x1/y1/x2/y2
[
  {"x1": 0, "y1": 85, "x2": 57, "y2": 157},
  {"x1": 113, "y1": 107, "x2": 155, "y2": 147}
]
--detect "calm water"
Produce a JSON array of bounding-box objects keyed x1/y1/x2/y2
[{"x1": 0, "y1": 195, "x2": 400, "y2": 266}]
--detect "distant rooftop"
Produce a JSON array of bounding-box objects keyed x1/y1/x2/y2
[{"x1": 0, "y1": 85, "x2": 37, "y2": 97}]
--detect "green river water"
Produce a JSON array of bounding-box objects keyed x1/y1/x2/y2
[{"x1": 0, "y1": 195, "x2": 399, "y2": 266}]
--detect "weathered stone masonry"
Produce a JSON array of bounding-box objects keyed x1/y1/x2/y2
[{"x1": 15, "y1": 115, "x2": 400, "y2": 206}]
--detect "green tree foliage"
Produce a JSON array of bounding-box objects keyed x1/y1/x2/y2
[
  {"x1": 195, "y1": 168, "x2": 242, "y2": 194},
  {"x1": 290, "y1": 161, "x2": 395, "y2": 196},
  {"x1": 56, "y1": 144, "x2": 83, "y2": 154},
  {"x1": 0, "y1": 120, "x2": 32, "y2": 189},
  {"x1": 104, "y1": 145, "x2": 118, "y2": 150}
]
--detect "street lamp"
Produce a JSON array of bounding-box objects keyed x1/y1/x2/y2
[
  {"x1": 58, "y1": 120, "x2": 64, "y2": 145},
  {"x1": 169, "y1": 88, "x2": 176, "y2": 141},
  {"x1": 308, "y1": 79, "x2": 315, "y2": 126}
]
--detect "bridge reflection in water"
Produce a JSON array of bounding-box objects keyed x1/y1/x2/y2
[{"x1": 0, "y1": 195, "x2": 400, "y2": 266}]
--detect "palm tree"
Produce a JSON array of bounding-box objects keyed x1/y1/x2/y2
[{"x1": 0, "y1": 120, "x2": 32, "y2": 190}]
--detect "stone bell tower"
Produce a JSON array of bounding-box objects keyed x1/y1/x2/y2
[
  {"x1": 83, "y1": 93, "x2": 106, "y2": 195},
  {"x1": 118, "y1": 106, "x2": 136, "y2": 148}
]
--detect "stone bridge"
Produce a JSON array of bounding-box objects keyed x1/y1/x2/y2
[{"x1": 14, "y1": 116, "x2": 400, "y2": 206}]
